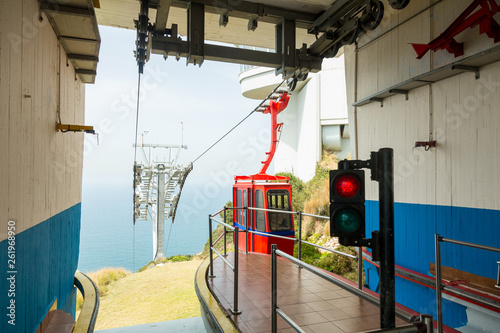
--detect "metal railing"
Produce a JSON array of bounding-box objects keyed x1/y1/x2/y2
[
  {"x1": 271, "y1": 245, "x2": 434, "y2": 333},
  {"x1": 73, "y1": 271, "x2": 99, "y2": 333},
  {"x1": 435, "y1": 234, "x2": 500, "y2": 333},
  {"x1": 208, "y1": 212, "x2": 241, "y2": 314},
  {"x1": 207, "y1": 205, "x2": 365, "y2": 316}
]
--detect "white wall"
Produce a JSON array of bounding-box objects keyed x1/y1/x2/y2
[
  {"x1": 344, "y1": 0, "x2": 500, "y2": 210},
  {"x1": 0, "y1": 0, "x2": 85, "y2": 241},
  {"x1": 274, "y1": 55, "x2": 351, "y2": 181}
]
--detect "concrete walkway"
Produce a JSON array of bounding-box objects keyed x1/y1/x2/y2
[{"x1": 95, "y1": 317, "x2": 210, "y2": 333}]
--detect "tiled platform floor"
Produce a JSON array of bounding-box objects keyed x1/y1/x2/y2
[{"x1": 208, "y1": 252, "x2": 408, "y2": 333}]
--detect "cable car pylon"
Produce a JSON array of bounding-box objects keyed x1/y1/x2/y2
[{"x1": 133, "y1": 142, "x2": 193, "y2": 261}]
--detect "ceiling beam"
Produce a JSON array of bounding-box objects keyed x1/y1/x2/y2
[
  {"x1": 151, "y1": 36, "x2": 322, "y2": 72},
  {"x1": 39, "y1": 3, "x2": 95, "y2": 18},
  {"x1": 155, "y1": 0, "x2": 172, "y2": 33},
  {"x1": 149, "y1": 0, "x2": 318, "y2": 29}
]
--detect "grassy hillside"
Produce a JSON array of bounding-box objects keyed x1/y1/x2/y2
[{"x1": 82, "y1": 260, "x2": 203, "y2": 330}]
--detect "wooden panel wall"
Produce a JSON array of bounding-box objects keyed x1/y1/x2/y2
[
  {"x1": 345, "y1": 0, "x2": 500, "y2": 211},
  {"x1": 0, "y1": 0, "x2": 85, "y2": 241}
]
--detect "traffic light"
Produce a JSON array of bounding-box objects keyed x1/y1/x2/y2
[{"x1": 330, "y1": 169, "x2": 365, "y2": 246}]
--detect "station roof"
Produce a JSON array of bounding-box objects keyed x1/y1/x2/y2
[
  {"x1": 94, "y1": 0, "x2": 335, "y2": 49},
  {"x1": 41, "y1": 0, "x2": 101, "y2": 83}
]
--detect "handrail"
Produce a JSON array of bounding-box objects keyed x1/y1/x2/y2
[
  {"x1": 207, "y1": 204, "x2": 366, "y2": 317},
  {"x1": 73, "y1": 271, "x2": 99, "y2": 333},
  {"x1": 208, "y1": 214, "x2": 241, "y2": 315},
  {"x1": 210, "y1": 208, "x2": 225, "y2": 218},
  {"x1": 300, "y1": 212, "x2": 329, "y2": 220},
  {"x1": 271, "y1": 246, "x2": 426, "y2": 333},
  {"x1": 247, "y1": 206, "x2": 297, "y2": 215},
  {"x1": 435, "y1": 234, "x2": 500, "y2": 333},
  {"x1": 300, "y1": 239, "x2": 358, "y2": 259},
  {"x1": 238, "y1": 206, "x2": 357, "y2": 262},
  {"x1": 210, "y1": 217, "x2": 234, "y2": 230}
]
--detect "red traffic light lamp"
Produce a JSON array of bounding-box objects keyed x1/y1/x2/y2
[{"x1": 330, "y1": 170, "x2": 365, "y2": 246}]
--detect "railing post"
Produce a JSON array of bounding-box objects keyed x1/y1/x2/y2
[
  {"x1": 208, "y1": 215, "x2": 215, "y2": 278},
  {"x1": 358, "y1": 246, "x2": 363, "y2": 290},
  {"x1": 297, "y1": 212, "x2": 302, "y2": 262},
  {"x1": 435, "y1": 234, "x2": 443, "y2": 333},
  {"x1": 245, "y1": 207, "x2": 249, "y2": 254},
  {"x1": 223, "y1": 207, "x2": 227, "y2": 257},
  {"x1": 232, "y1": 226, "x2": 241, "y2": 314},
  {"x1": 421, "y1": 314, "x2": 434, "y2": 333},
  {"x1": 496, "y1": 261, "x2": 500, "y2": 288},
  {"x1": 271, "y1": 244, "x2": 277, "y2": 333}
]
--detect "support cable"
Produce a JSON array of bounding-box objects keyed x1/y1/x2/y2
[
  {"x1": 192, "y1": 79, "x2": 286, "y2": 164},
  {"x1": 165, "y1": 222, "x2": 174, "y2": 257}
]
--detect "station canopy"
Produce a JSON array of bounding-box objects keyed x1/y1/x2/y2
[{"x1": 93, "y1": 0, "x2": 396, "y2": 79}]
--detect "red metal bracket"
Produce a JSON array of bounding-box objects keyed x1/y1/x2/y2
[
  {"x1": 259, "y1": 92, "x2": 290, "y2": 175},
  {"x1": 411, "y1": 0, "x2": 500, "y2": 59},
  {"x1": 414, "y1": 140, "x2": 437, "y2": 150}
]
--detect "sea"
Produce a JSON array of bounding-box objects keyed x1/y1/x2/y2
[{"x1": 78, "y1": 183, "x2": 230, "y2": 273}]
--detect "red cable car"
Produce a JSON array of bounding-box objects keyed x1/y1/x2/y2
[{"x1": 233, "y1": 90, "x2": 295, "y2": 256}]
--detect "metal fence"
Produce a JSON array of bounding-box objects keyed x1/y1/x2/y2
[
  {"x1": 271, "y1": 245, "x2": 433, "y2": 333},
  {"x1": 434, "y1": 234, "x2": 500, "y2": 333},
  {"x1": 206, "y1": 205, "x2": 365, "y2": 317}
]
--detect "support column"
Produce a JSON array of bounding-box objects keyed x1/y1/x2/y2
[{"x1": 154, "y1": 168, "x2": 166, "y2": 260}]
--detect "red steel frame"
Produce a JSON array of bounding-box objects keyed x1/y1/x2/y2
[{"x1": 412, "y1": 0, "x2": 500, "y2": 59}]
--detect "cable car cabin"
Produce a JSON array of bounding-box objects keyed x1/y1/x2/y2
[{"x1": 233, "y1": 174, "x2": 295, "y2": 256}]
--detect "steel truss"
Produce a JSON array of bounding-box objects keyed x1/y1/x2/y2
[{"x1": 135, "y1": 0, "x2": 411, "y2": 85}]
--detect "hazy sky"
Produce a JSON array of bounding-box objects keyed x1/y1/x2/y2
[{"x1": 83, "y1": 25, "x2": 273, "y2": 192}]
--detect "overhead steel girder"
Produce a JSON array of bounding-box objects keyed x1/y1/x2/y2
[
  {"x1": 276, "y1": 19, "x2": 296, "y2": 78},
  {"x1": 150, "y1": 35, "x2": 322, "y2": 73},
  {"x1": 311, "y1": 0, "x2": 369, "y2": 33},
  {"x1": 187, "y1": 2, "x2": 204, "y2": 66},
  {"x1": 149, "y1": 0, "x2": 318, "y2": 30},
  {"x1": 155, "y1": 0, "x2": 172, "y2": 33}
]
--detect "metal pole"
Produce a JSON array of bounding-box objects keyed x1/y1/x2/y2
[
  {"x1": 358, "y1": 246, "x2": 363, "y2": 290},
  {"x1": 232, "y1": 226, "x2": 241, "y2": 314},
  {"x1": 435, "y1": 234, "x2": 443, "y2": 333},
  {"x1": 421, "y1": 314, "x2": 434, "y2": 333},
  {"x1": 378, "y1": 148, "x2": 395, "y2": 329},
  {"x1": 223, "y1": 207, "x2": 227, "y2": 257},
  {"x1": 154, "y1": 169, "x2": 166, "y2": 260},
  {"x1": 298, "y1": 212, "x2": 302, "y2": 262},
  {"x1": 496, "y1": 261, "x2": 500, "y2": 288},
  {"x1": 208, "y1": 215, "x2": 215, "y2": 278},
  {"x1": 245, "y1": 207, "x2": 249, "y2": 254},
  {"x1": 271, "y1": 244, "x2": 277, "y2": 333}
]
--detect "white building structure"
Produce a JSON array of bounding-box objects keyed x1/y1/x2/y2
[{"x1": 239, "y1": 56, "x2": 351, "y2": 181}]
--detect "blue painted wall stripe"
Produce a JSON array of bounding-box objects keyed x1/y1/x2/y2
[
  {"x1": 0, "y1": 203, "x2": 81, "y2": 333},
  {"x1": 364, "y1": 200, "x2": 500, "y2": 329},
  {"x1": 366, "y1": 201, "x2": 500, "y2": 278}
]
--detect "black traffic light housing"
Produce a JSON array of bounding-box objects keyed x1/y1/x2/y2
[{"x1": 330, "y1": 169, "x2": 366, "y2": 246}]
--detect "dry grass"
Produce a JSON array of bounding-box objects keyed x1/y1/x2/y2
[
  {"x1": 93, "y1": 260, "x2": 203, "y2": 330},
  {"x1": 318, "y1": 150, "x2": 341, "y2": 170},
  {"x1": 303, "y1": 179, "x2": 330, "y2": 217},
  {"x1": 76, "y1": 268, "x2": 130, "y2": 312}
]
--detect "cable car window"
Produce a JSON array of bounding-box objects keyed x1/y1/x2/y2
[
  {"x1": 254, "y1": 190, "x2": 265, "y2": 231},
  {"x1": 266, "y1": 190, "x2": 292, "y2": 231}
]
